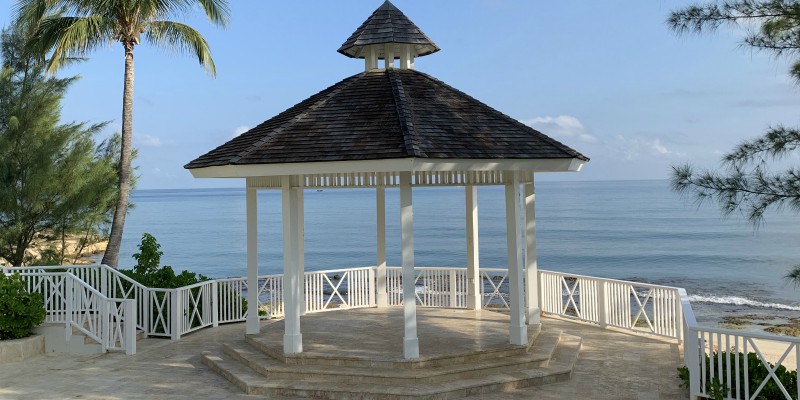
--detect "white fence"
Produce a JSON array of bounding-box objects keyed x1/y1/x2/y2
[
  {"x1": 539, "y1": 270, "x2": 683, "y2": 340},
  {"x1": 7, "y1": 268, "x2": 135, "y2": 355},
  {"x1": 9, "y1": 262, "x2": 800, "y2": 400}
]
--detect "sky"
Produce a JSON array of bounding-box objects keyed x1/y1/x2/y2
[{"x1": 1, "y1": 0, "x2": 798, "y2": 190}]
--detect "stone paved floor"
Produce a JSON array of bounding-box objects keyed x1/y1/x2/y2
[{"x1": 0, "y1": 314, "x2": 687, "y2": 399}]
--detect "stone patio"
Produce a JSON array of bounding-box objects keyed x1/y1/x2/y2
[{"x1": 0, "y1": 314, "x2": 687, "y2": 399}]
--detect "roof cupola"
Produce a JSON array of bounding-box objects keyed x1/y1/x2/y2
[{"x1": 338, "y1": 1, "x2": 439, "y2": 71}]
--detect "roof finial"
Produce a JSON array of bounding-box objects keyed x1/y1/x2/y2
[{"x1": 338, "y1": 1, "x2": 439, "y2": 71}]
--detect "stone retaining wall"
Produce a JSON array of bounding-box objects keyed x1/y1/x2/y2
[{"x1": 0, "y1": 335, "x2": 44, "y2": 363}]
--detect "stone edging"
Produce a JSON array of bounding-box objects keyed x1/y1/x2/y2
[{"x1": 0, "y1": 335, "x2": 44, "y2": 363}]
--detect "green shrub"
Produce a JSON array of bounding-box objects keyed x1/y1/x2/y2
[
  {"x1": 678, "y1": 350, "x2": 798, "y2": 399},
  {"x1": 0, "y1": 273, "x2": 46, "y2": 340},
  {"x1": 121, "y1": 233, "x2": 209, "y2": 289}
]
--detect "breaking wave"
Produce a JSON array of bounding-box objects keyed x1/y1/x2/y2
[{"x1": 689, "y1": 295, "x2": 800, "y2": 312}]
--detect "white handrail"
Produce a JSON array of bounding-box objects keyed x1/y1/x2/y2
[{"x1": 14, "y1": 270, "x2": 136, "y2": 355}]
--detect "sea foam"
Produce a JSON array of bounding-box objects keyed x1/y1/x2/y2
[{"x1": 689, "y1": 295, "x2": 800, "y2": 312}]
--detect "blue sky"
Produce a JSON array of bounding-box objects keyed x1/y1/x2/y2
[{"x1": 1, "y1": 0, "x2": 798, "y2": 189}]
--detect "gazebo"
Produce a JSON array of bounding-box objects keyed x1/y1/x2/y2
[{"x1": 186, "y1": 0, "x2": 587, "y2": 360}]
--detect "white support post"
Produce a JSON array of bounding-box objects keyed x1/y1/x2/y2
[
  {"x1": 399, "y1": 44, "x2": 410, "y2": 70},
  {"x1": 245, "y1": 188, "x2": 260, "y2": 335},
  {"x1": 524, "y1": 181, "x2": 540, "y2": 325},
  {"x1": 505, "y1": 172, "x2": 527, "y2": 346},
  {"x1": 400, "y1": 171, "x2": 419, "y2": 359},
  {"x1": 465, "y1": 185, "x2": 481, "y2": 310},
  {"x1": 365, "y1": 46, "x2": 378, "y2": 71},
  {"x1": 170, "y1": 289, "x2": 181, "y2": 340},
  {"x1": 376, "y1": 186, "x2": 388, "y2": 307},
  {"x1": 211, "y1": 280, "x2": 219, "y2": 328},
  {"x1": 65, "y1": 277, "x2": 73, "y2": 343},
  {"x1": 598, "y1": 281, "x2": 608, "y2": 328},
  {"x1": 101, "y1": 300, "x2": 110, "y2": 353},
  {"x1": 385, "y1": 43, "x2": 395, "y2": 69},
  {"x1": 297, "y1": 187, "x2": 305, "y2": 316},
  {"x1": 124, "y1": 299, "x2": 136, "y2": 355},
  {"x1": 282, "y1": 176, "x2": 303, "y2": 354}
]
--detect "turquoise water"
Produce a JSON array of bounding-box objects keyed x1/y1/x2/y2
[{"x1": 117, "y1": 180, "x2": 800, "y2": 323}]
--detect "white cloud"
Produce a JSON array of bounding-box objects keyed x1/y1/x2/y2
[
  {"x1": 137, "y1": 134, "x2": 163, "y2": 148},
  {"x1": 612, "y1": 135, "x2": 674, "y2": 160},
  {"x1": 232, "y1": 125, "x2": 250, "y2": 138},
  {"x1": 521, "y1": 115, "x2": 598, "y2": 143}
]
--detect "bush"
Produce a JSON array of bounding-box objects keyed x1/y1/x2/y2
[
  {"x1": 119, "y1": 234, "x2": 214, "y2": 333},
  {"x1": 678, "y1": 350, "x2": 798, "y2": 400},
  {"x1": 121, "y1": 233, "x2": 209, "y2": 289},
  {"x1": 0, "y1": 273, "x2": 46, "y2": 340}
]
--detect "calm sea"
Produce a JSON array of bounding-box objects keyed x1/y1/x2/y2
[{"x1": 117, "y1": 180, "x2": 800, "y2": 324}]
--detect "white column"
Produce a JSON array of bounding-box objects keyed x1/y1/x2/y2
[
  {"x1": 524, "y1": 180, "x2": 540, "y2": 325},
  {"x1": 245, "y1": 187, "x2": 260, "y2": 335},
  {"x1": 384, "y1": 43, "x2": 395, "y2": 69},
  {"x1": 466, "y1": 185, "x2": 481, "y2": 310},
  {"x1": 400, "y1": 172, "x2": 419, "y2": 359},
  {"x1": 505, "y1": 172, "x2": 527, "y2": 346},
  {"x1": 376, "y1": 186, "x2": 388, "y2": 307},
  {"x1": 365, "y1": 46, "x2": 378, "y2": 71},
  {"x1": 297, "y1": 187, "x2": 305, "y2": 316},
  {"x1": 282, "y1": 177, "x2": 302, "y2": 354}
]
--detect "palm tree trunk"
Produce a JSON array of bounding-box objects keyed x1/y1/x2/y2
[{"x1": 101, "y1": 44, "x2": 135, "y2": 269}]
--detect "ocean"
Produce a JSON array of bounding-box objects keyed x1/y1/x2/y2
[{"x1": 117, "y1": 179, "x2": 800, "y2": 327}]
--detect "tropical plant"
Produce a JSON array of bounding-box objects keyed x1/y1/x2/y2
[
  {"x1": 678, "y1": 350, "x2": 798, "y2": 399},
  {"x1": 0, "y1": 25, "x2": 117, "y2": 267},
  {"x1": 667, "y1": 1, "x2": 800, "y2": 283},
  {"x1": 0, "y1": 272, "x2": 46, "y2": 340},
  {"x1": 14, "y1": 0, "x2": 230, "y2": 268}
]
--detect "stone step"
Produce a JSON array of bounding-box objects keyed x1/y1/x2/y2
[
  {"x1": 201, "y1": 333, "x2": 582, "y2": 400},
  {"x1": 223, "y1": 329, "x2": 560, "y2": 386},
  {"x1": 245, "y1": 324, "x2": 542, "y2": 370}
]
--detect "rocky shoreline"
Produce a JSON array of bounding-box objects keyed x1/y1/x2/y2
[{"x1": 0, "y1": 232, "x2": 106, "y2": 267}]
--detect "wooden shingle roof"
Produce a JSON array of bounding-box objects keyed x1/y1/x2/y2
[
  {"x1": 185, "y1": 69, "x2": 588, "y2": 170},
  {"x1": 338, "y1": 0, "x2": 440, "y2": 59}
]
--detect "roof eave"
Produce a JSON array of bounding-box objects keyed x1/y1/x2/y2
[{"x1": 187, "y1": 157, "x2": 587, "y2": 179}]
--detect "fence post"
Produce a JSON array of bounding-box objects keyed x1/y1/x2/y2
[
  {"x1": 449, "y1": 270, "x2": 458, "y2": 308},
  {"x1": 170, "y1": 289, "x2": 182, "y2": 340},
  {"x1": 368, "y1": 268, "x2": 376, "y2": 307},
  {"x1": 101, "y1": 300, "x2": 110, "y2": 353},
  {"x1": 65, "y1": 276, "x2": 74, "y2": 343},
  {"x1": 684, "y1": 323, "x2": 700, "y2": 398},
  {"x1": 142, "y1": 288, "x2": 150, "y2": 337},
  {"x1": 598, "y1": 280, "x2": 608, "y2": 328},
  {"x1": 124, "y1": 300, "x2": 136, "y2": 355},
  {"x1": 212, "y1": 281, "x2": 219, "y2": 328},
  {"x1": 100, "y1": 266, "x2": 108, "y2": 297}
]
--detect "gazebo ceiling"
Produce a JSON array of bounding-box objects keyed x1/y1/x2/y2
[{"x1": 338, "y1": 0, "x2": 440, "y2": 59}]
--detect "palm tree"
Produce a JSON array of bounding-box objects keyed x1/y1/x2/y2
[{"x1": 14, "y1": 0, "x2": 230, "y2": 268}]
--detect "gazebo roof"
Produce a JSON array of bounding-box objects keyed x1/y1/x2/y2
[
  {"x1": 338, "y1": 0, "x2": 440, "y2": 59},
  {"x1": 184, "y1": 68, "x2": 588, "y2": 172}
]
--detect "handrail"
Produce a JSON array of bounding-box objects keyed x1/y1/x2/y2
[{"x1": 15, "y1": 270, "x2": 136, "y2": 355}]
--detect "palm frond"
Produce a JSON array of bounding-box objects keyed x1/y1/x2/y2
[
  {"x1": 144, "y1": 20, "x2": 216, "y2": 76},
  {"x1": 32, "y1": 15, "x2": 116, "y2": 73}
]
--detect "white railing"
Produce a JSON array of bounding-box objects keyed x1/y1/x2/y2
[
  {"x1": 10, "y1": 265, "x2": 148, "y2": 334},
  {"x1": 681, "y1": 289, "x2": 800, "y2": 400},
  {"x1": 304, "y1": 267, "x2": 375, "y2": 312},
  {"x1": 11, "y1": 261, "x2": 800, "y2": 398},
  {"x1": 539, "y1": 270, "x2": 683, "y2": 340},
  {"x1": 12, "y1": 269, "x2": 135, "y2": 355},
  {"x1": 386, "y1": 267, "x2": 469, "y2": 308}
]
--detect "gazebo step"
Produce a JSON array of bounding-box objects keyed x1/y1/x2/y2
[
  {"x1": 201, "y1": 333, "x2": 582, "y2": 399},
  {"x1": 222, "y1": 328, "x2": 560, "y2": 385},
  {"x1": 245, "y1": 323, "x2": 542, "y2": 370}
]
